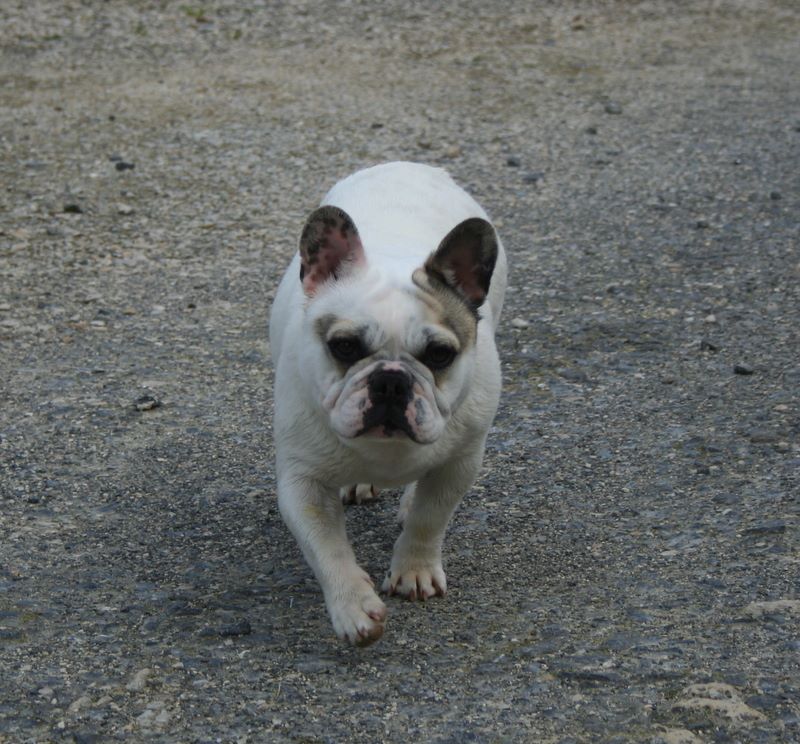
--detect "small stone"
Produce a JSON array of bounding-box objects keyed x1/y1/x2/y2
[
  {"x1": 585, "y1": 125, "x2": 598, "y2": 135},
  {"x1": 126, "y1": 668, "x2": 152, "y2": 691},
  {"x1": 747, "y1": 429, "x2": 779, "y2": 444},
  {"x1": 510, "y1": 317, "x2": 530, "y2": 329},
  {"x1": 742, "y1": 519, "x2": 786, "y2": 534},
  {"x1": 699, "y1": 339, "x2": 718, "y2": 352},
  {"x1": 417, "y1": 140, "x2": 432, "y2": 150},
  {"x1": 63, "y1": 204, "x2": 84, "y2": 214},
  {"x1": 370, "y1": 122, "x2": 384, "y2": 129},
  {"x1": 740, "y1": 599, "x2": 800, "y2": 620},
  {"x1": 115, "y1": 161, "x2": 135, "y2": 171},
  {"x1": 522, "y1": 171, "x2": 544, "y2": 184},
  {"x1": 134, "y1": 395, "x2": 161, "y2": 411},
  {"x1": 655, "y1": 727, "x2": 704, "y2": 744},
  {"x1": 703, "y1": 314, "x2": 716, "y2": 323},
  {"x1": 136, "y1": 710, "x2": 156, "y2": 727},
  {"x1": 506, "y1": 156, "x2": 521, "y2": 167},
  {"x1": 769, "y1": 191, "x2": 782, "y2": 200},
  {"x1": 443, "y1": 145, "x2": 462, "y2": 158},
  {"x1": 672, "y1": 683, "x2": 766, "y2": 724},
  {"x1": 68, "y1": 695, "x2": 92, "y2": 714},
  {"x1": 571, "y1": 15, "x2": 586, "y2": 30},
  {"x1": 117, "y1": 203, "x2": 135, "y2": 215},
  {"x1": 733, "y1": 364, "x2": 754, "y2": 375},
  {"x1": 604, "y1": 101, "x2": 622, "y2": 115},
  {"x1": 218, "y1": 620, "x2": 252, "y2": 637},
  {"x1": 694, "y1": 219, "x2": 710, "y2": 229}
]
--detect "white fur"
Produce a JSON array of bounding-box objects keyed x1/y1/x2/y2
[{"x1": 269, "y1": 162, "x2": 506, "y2": 645}]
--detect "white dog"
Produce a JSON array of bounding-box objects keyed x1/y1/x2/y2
[{"x1": 269, "y1": 162, "x2": 506, "y2": 645}]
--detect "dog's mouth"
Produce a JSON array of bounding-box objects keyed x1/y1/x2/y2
[{"x1": 356, "y1": 402, "x2": 417, "y2": 441}]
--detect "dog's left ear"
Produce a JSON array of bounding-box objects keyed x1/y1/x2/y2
[
  {"x1": 424, "y1": 217, "x2": 498, "y2": 308},
  {"x1": 299, "y1": 206, "x2": 365, "y2": 296}
]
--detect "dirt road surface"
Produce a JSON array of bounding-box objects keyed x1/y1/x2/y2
[{"x1": 1, "y1": 2, "x2": 798, "y2": 742}]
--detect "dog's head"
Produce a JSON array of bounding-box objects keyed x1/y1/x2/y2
[{"x1": 297, "y1": 205, "x2": 498, "y2": 446}]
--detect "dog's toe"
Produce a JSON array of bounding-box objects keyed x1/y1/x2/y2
[
  {"x1": 340, "y1": 483, "x2": 380, "y2": 505},
  {"x1": 381, "y1": 565, "x2": 447, "y2": 601}
]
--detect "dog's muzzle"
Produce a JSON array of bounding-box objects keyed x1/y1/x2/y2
[{"x1": 357, "y1": 368, "x2": 416, "y2": 438}]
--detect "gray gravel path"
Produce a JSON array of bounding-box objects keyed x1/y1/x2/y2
[{"x1": 1, "y1": 2, "x2": 798, "y2": 742}]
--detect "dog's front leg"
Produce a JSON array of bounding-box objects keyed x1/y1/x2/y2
[
  {"x1": 382, "y1": 452, "x2": 484, "y2": 600},
  {"x1": 278, "y1": 475, "x2": 387, "y2": 645}
]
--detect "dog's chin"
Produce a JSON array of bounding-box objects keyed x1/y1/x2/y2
[
  {"x1": 357, "y1": 424, "x2": 413, "y2": 441},
  {"x1": 333, "y1": 417, "x2": 439, "y2": 446}
]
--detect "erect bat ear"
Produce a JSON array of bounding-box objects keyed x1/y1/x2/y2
[
  {"x1": 298, "y1": 206, "x2": 365, "y2": 296},
  {"x1": 424, "y1": 217, "x2": 498, "y2": 308}
]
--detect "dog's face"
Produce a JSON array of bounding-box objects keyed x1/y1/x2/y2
[{"x1": 296, "y1": 206, "x2": 498, "y2": 447}]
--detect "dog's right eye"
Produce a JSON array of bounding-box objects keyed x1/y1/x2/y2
[{"x1": 327, "y1": 337, "x2": 367, "y2": 364}]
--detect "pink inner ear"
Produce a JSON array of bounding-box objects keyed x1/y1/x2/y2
[
  {"x1": 448, "y1": 252, "x2": 486, "y2": 304},
  {"x1": 300, "y1": 207, "x2": 365, "y2": 295},
  {"x1": 303, "y1": 231, "x2": 358, "y2": 292}
]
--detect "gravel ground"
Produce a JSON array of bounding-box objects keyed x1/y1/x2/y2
[{"x1": 1, "y1": 2, "x2": 798, "y2": 742}]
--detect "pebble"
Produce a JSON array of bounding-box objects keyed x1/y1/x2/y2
[
  {"x1": 218, "y1": 620, "x2": 252, "y2": 637},
  {"x1": 510, "y1": 317, "x2": 530, "y2": 329},
  {"x1": 68, "y1": 695, "x2": 92, "y2": 713},
  {"x1": 506, "y1": 156, "x2": 521, "y2": 167},
  {"x1": 117, "y1": 203, "x2": 135, "y2": 215},
  {"x1": 604, "y1": 101, "x2": 622, "y2": 115},
  {"x1": 740, "y1": 600, "x2": 800, "y2": 619},
  {"x1": 522, "y1": 171, "x2": 544, "y2": 184},
  {"x1": 115, "y1": 161, "x2": 135, "y2": 171},
  {"x1": 126, "y1": 668, "x2": 152, "y2": 691},
  {"x1": 733, "y1": 364, "x2": 754, "y2": 375},
  {"x1": 769, "y1": 191, "x2": 782, "y2": 200},
  {"x1": 747, "y1": 430, "x2": 779, "y2": 444},
  {"x1": 699, "y1": 339, "x2": 718, "y2": 352},
  {"x1": 742, "y1": 519, "x2": 787, "y2": 534},
  {"x1": 134, "y1": 395, "x2": 161, "y2": 411},
  {"x1": 655, "y1": 728, "x2": 703, "y2": 744},
  {"x1": 63, "y1": 204, "x2": 83, "y2": 214},
  {"x1": 672, "y1": 683, "x2": 766, "y2": 725}
]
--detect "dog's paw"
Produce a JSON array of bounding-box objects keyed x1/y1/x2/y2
[
  {"x1": 381, "y1": 563, "x2": 447, "y2": 601},
  {"x1": 328, "y1": 571, "x2": 388, "y2": 646},
  {"x1": 340, "y1": 484, "x2": 380, "y2": 505}
]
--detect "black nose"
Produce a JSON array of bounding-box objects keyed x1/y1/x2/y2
[{"x1": 368, "y1": 368, "x2": 413, "y2": 403}]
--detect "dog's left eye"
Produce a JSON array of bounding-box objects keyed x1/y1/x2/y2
[
  {"x1": 327, "y1": 336, "x2": 367, "y2": 364},
  {"x1": 421, "y1": 342, "x2": 457, "y2": 370}
]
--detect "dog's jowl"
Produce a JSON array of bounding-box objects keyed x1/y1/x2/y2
[{"x1": 269, "y1": 162, "x2": 507, "y2": 645}]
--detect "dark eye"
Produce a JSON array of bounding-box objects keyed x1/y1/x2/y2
[
  {"x1": 421, "y1": 343, "x2": 457, "y2": 370},
  {"x1": 327, "y1": 336, "x2": 367, "y2": 364}
]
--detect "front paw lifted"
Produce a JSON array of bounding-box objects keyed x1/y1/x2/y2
[
  {"x1": 328, "y1": 571, "x2": 388, "y2": 646},
  {"x1": 381, "y1": 565, "x2": 447, "y2": 601}
]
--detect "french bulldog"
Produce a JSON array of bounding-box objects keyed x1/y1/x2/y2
[{"x1": 269, "y1": 161, "x2": 506, "y2": 645}]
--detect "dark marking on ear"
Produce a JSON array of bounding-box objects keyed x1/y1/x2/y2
[
  {"x1": 424, "y1": 217, "x2": 498, "y2": 310},
  {"x1": 299, "y1": 205, "x2": 365, "y2": 296}
]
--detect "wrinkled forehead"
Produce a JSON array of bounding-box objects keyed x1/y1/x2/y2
[{"x1": 308, "y1": 276, "x2": 476, "y2": 351}]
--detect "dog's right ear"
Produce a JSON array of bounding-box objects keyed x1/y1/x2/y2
[{"x1": 298, "y1": 206, "x2": 365, "y2": 296}]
